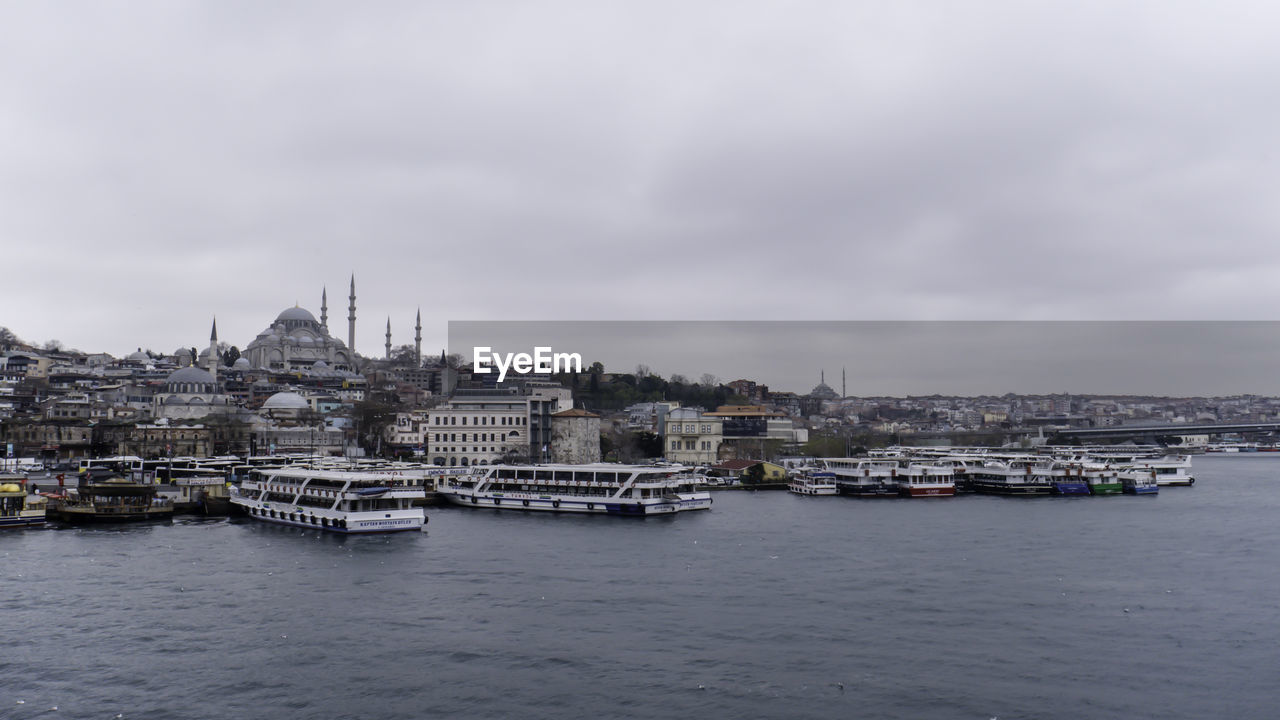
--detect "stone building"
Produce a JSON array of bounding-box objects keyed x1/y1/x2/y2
[
  {"x1": 152, "y1": 366, "x2": 236, "y2": 420},
  {"x1": 550, "y1": 408, "x2": 601, "y2": 464},
  {"x1": 243, "y1": 306, "x2": 356, "y2": 372}
]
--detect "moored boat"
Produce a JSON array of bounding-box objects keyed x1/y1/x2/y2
[
  {"x1": 0, "y1": 475, "x2": 47, "y2": 529},
  {"x1": 968, "y1": 460, "x2": 1053, "y2": 496},
  {"x1": 46, "y1": 469, "x2": 174, "y2": 524},
  {"x1": 818, "y1": 459, "x2": 901, "y2": 497},
  {"x1": 169, "y1": 470, "x2": 233, "y2": 515},
  {"x1": 1120, "y1": 468, "x2": 1160, "y2": 495},
  {"x1": 1080, "y1": 464, "x2": 1123, "y2": 495},
  {"x1": 230, "y1": 467, "x2": 429, "y2": 533},
  {"x1": 1050, "y1": 465, "x2": 1091, "y2": 496},
  {"x1": 441, "y1": 463, "x2": 712, "y2": 515},
  {"x1": 897, "y1": 464, "x2": 956, "y2": 497},
  {"x1": 788, "y1": 471, "x2": 839, "y2": 496}
]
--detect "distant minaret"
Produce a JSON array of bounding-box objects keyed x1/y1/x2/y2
[
  {"x1": 414, "y1": 308, "x2": 422, "y2": 365},
  {"x1": 385, "y1": 317, "x2": 392, "y2": 360},
  {"x1": 842, "y1": 367, "x2": 846, "y2": 398},
  {"x1": 347, "y1": 274, "x2": 357, "y2": 356},
  {"x1": 821, "y1": 369, "x2": 825, "y2": 386},
  {"x1": 320, "y1": 286, "x2": 328, "y2": 330},
  {"x1": 208, "y1": 317, "x2": 219, "y2": 383}
]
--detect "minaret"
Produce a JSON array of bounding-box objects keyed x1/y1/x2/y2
[
  {"x1": 385, "y1": 317, "x2": 392, "y2": 360},
  {"x1": 347, "y1": 274, "x2": 357, "y2": 356},
  {"x1": 320, "y1": 286, "x2": 328, "y2": 330},
  {"x1": 208, "y1": 317, "x2": 219, "y2": 383},
  {"x1": 842, "y1": 367, "x2": 846, "y2": 398},
  {"x1": 414, "y1": 309, "x2": 422, "y2": 365}
]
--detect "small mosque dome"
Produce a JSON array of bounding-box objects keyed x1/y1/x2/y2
[
  {"x1": 166, "y1": 366, "x2": 216, "y2": 385},
  {"x1": 262, "y1": 392, "x2": 310, "y2": 410}
]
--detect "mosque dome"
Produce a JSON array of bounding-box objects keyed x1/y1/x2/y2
[
  {"x1": 809, "y1": 379, "x2": 839, "y2": 400},
  {"x1": 232, "y1": 357, "x2": 252, "y2": 370},
  {"x1": 244, "y1": 299, "x2": 353, "y2": 373},
  {"x1": 167, "y1": 366, "x2": 215, "y2": 385},
  {"x1": 276, "y1": 307, "x2": 319, "y2": 324},
  {"x1": 126, "y1": 350, "x2": 150, "y2": 364},
  {"x1": 262, "y1": 392, "x2": 310, "y2": 410}
]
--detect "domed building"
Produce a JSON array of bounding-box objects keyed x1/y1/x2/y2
[
  {"x1": 808, "y1": 371, "x2": 839, "y2": 401},
  {"x1": 153, "y1": 366, "x2": 236, "y2": 420},
  {"x1": 260, "y1": 391, "x2": 311, "y2": 420},
  {"x1": 243, "y1": 306, "x2": 355, "y2": 372}
]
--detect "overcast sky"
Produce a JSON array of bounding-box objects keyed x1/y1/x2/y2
[
  {"x1": 3, "y1": 2, "x2": 1279, "y2": 392},
  {"x1": 451, "y1": 321, "x2": 1280, "y2": 396}
]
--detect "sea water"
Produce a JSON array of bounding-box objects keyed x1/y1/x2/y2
[{"x1": 2, "y1": 455, "x2": 1277, "y2": 719}]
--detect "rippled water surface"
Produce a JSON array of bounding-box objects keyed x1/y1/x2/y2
[{"x1": 3, "y1": 455, "x2": 1279, "y2": 719}]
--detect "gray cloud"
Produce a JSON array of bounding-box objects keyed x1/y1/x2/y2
[
  {"x1": 2, "y1": 2, "x2": 1279, "y2": 366},
  {"x1": 452, "y1": 321, "x2": 1280, "y2": 396}
]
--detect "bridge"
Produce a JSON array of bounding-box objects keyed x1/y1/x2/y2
[{"x1": 1048, "y1": 421, "x2": 1280, "y2": 441}]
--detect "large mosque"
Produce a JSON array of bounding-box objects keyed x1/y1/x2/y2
[
  {"x1": 153, "y1": 276, "x2": 422, "y2": 420},
  {"x1": 242, "y1": 277, "x2": 361, "y2": 373}
]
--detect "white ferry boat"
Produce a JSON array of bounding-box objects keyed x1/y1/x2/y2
[
  {"x1": 788, "y1": 470, "x2": 839, "y2": 496},
  {"x1": 441, "y1": 464, "x2": 713, "y2": 516},
  {"x1": 816, "y1": 458, "x2": 901, "y2": 497},
  {"x1": 1123, "y1": 456, "x2": 1195, "y2": 486},
  {"x1": 968, "y1": 459, "x2": 1055, "y2": 496},
  {"x1": 230, "y1": 467, "x2": 429, "y2": 533},
  {"x1": 897, "y1": 464, "x2": 956, "y2": 497}
]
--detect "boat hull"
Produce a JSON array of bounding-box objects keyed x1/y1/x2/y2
[
  {"x1": 47, "y1": 507, "x2": 174, "y2": 524},
  {"x1": 788, "y1": 486, "x2": 839, "y2": 496},
  {"x1": 902, "y1": 486, "x2": 955, "y2": 498},
  {"x1": 835, "y1": 482, "x2": 900, "y2": 498},
  {"x1": 970, "y1": 482, "x2": 1052, "y2": 496},
  {"x1": 1088, "y1": 483, "x2": 1123, "y2": 495},
  {"x1": 232, "y1": 499, "x2": 425, "y2": 533},
  {"x1": 0, "y1": 514, "x2": 46, "y2": 529},
  {"x1": 1051, "y1": 481, "x2": 1091, "y2": 496},
  {"x1": 442, "y1": 490, "x2": 712, "y2": 515}
]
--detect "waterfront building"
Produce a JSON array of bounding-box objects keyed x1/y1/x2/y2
[
  {"x1": 425, "y1": 383, "x2": 572, "y2": 466},
  {"x1": 426, "y1": 392, "x2": 530, "y2": 466},
  {"x1": 663, "y1": 407, "x2": 722, "y2": 465},
  {"x1": 550, "y1": 408, "x2": 601, "y2": 464},
  {"x1": 711, "y1": 459, "x2": 787, "y2": 483}
]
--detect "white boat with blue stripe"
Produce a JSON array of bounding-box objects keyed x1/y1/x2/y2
[
  {"x1": 230, "y1": 467, "x2": 429, "y2": 533},
  {"x1": 442, "y1": 463, "x2": 712, "y2": 516}
]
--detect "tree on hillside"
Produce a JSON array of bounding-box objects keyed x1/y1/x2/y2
[
  {"x1": 0, "y1": 327, "x2": 24, "y2": 350},
  {"x1": 389, "y1": 344, "x2": 418, "y2": 365}
]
